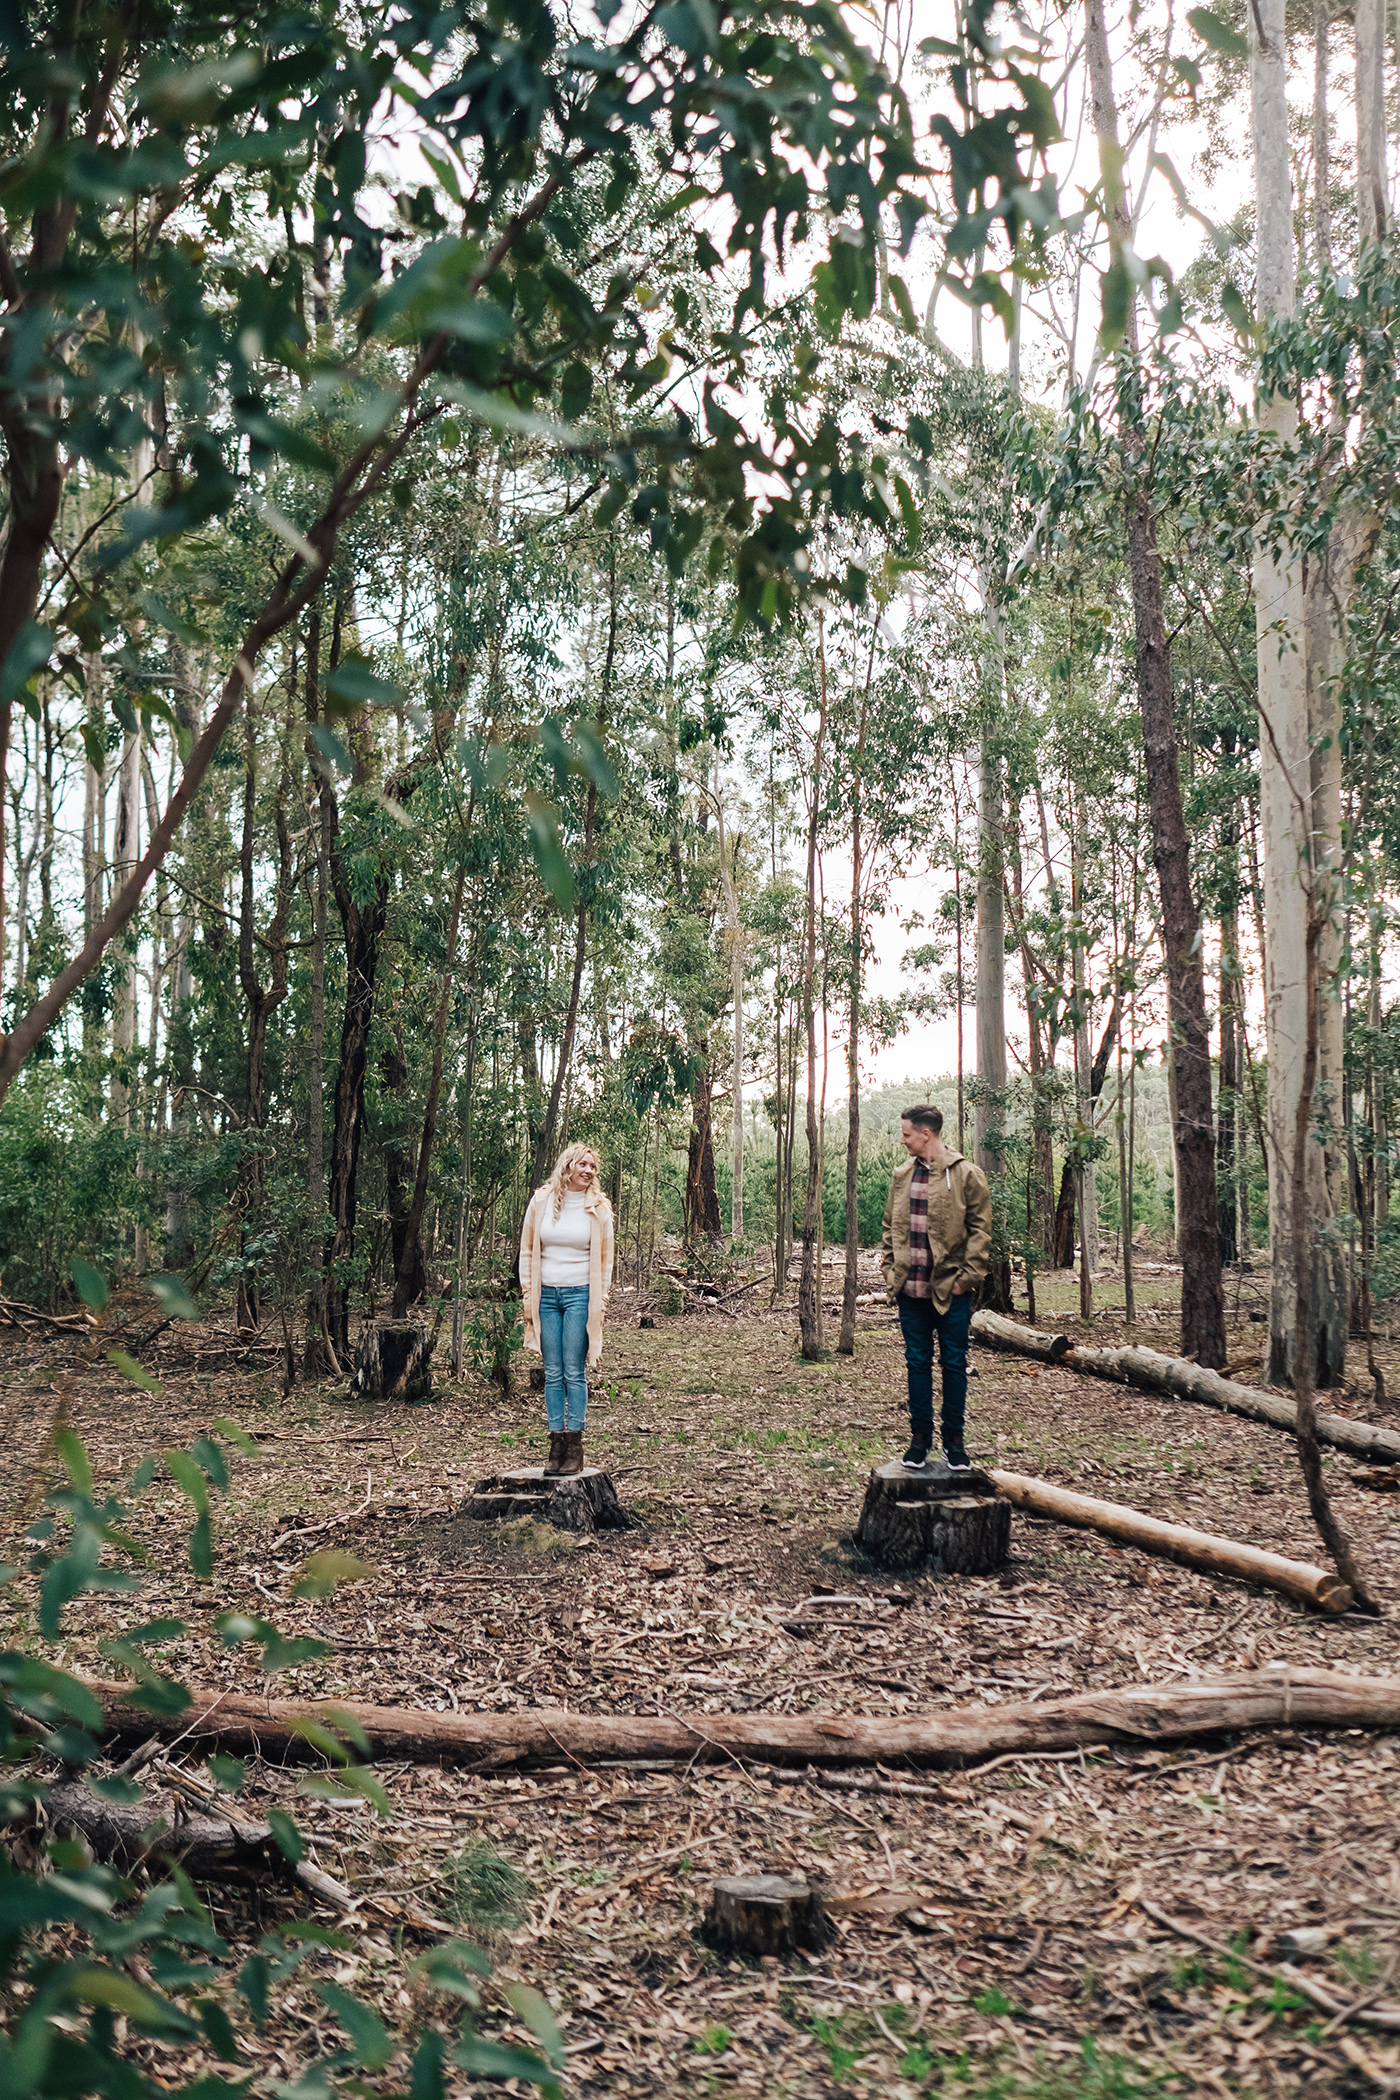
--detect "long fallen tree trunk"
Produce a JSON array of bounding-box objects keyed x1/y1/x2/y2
[
  {"x1": 84, "y1": 1667, "x2": 1400, "y2": 1770},
  {"x1": 990, "y1": 1469, "x2": 1353, "y2": 1612},
  {"x1": 970, "y1": 1310, "x2": 1073, "y2": 1362},
  {"x1": 970, "y1": 1316, "x2": 1400, "y2": 1465}
]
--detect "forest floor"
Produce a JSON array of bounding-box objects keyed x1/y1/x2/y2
[{"x1": 5, "y1": 1251, "x2": 1400, "y2": 2098}]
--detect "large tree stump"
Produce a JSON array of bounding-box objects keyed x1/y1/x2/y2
[
  {"x1": 352, "y1": 1320, "x2": 434, "y2": 1401},
  {"x1": 704, "y1": 1875, "x2": 831, "y2": 1956},
  {"x1": 463, "y1": 1466, "x2": 634, "y2": 1535},
  {"x1": 855, "y1": 1461, "x2": 1010, "y2": 1574}
]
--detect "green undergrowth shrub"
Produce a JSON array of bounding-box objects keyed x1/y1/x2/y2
[{"x1": 0, "y1": 1262, "x2": 563, "y2": 2099}]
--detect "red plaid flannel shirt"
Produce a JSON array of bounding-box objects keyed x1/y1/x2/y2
[{"x1": 904, "y1": 1160, "x2": 932, "y2": 1299}]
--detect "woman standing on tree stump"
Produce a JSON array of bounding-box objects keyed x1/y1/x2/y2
[{"x1": 519, "y1": 1144, "x2": 615, "y2": 1476}]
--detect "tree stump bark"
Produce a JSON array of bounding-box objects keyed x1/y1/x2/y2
[
  {"x1": 704, "y1": 1875, "x2": 831, "y2": 1956},
  {"x1": 463, "y1": 1466, "x2": 634, "y2": 1536},
  {"x1": 855, "y1": 1461, "x2": 1010, "y2": 1574},
  {"x1": 352, "y1": 1320, "x2": 434, "y2": 1401}
]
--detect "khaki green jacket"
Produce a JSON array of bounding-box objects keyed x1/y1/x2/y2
[{"x1": 880, "y1": 1151, "x2": 992, "y2": 1312}]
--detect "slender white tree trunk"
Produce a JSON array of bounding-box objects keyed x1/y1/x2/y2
[
  {"x1": 1252, "y1": 0, "x2": 1339, "y2": 1386},
  {"x1": 715, "y1": 788, "x2": 745, "y2": 1240},
  {"x1": 1356, "y1": 0, "x2": 1388, "y2": 247},
  {"x1": 108, "y1": 722, "x2": 141, "y2": 1127}
]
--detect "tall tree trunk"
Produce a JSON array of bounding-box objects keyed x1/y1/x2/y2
[
  {"x1": 323, "y1": 605, "x2": 390, "y2": 1363},
  {"x1": 1313, "y1": 0, "x2": 1332, "y2": 273},
  {"x1": 531, "y1": 557, "x2": 616, "y2": 1192},
  {"x1": 382, "y1": 1021, "x2": 420, "y2": 1310},
  {"x1": 974, "y1": 702, "x2": 1011, "y2": 1309},
  {"x1": 234, "y1": 702, "x2": 294, "y2": 1332},
  {"x1": 797, "y1": 624, "x2": 830, "y2": 1360},
  {"x1": 1051, "y1": 996, "x2": 1120, "y2": 1268},
  {"x1": 107, "y1": 721, "x2": 141, "y2": 1129},
  {"x1": 1356, "y1": 0, "x2": 1388, "y2": 249},
  {"x1": 837, "y1": 671, "x2": 870, "y2": 1358},
  {"x1": 1218, "y1": 834, "x2": 1241, "y2": 1268},
  {"x1": 392, "y1": 860, "x2": 468, "y2": 1316},
  {"x1": 1086, "y1": 0, "x2": 1226, "y2": 1367},
  {"x1": 686, "y1": 1050, "x2": 724, "y2": 1250},
  {"x1": 1289, "y1": 891, "x2": 1380, "y2": 1610},
  {"x1": 304, "y1": 603, "x2": 334, "y2": 1372},
  {"x1": 715, "y1": 790, "x2": 746, "y2": 1244},
  {"x1": 1252, "y1": 0, "x2": 1347, "y2": 1388},
  {"x1": 773, "y1": 984, "x2": 788, "y2": 1293},
  {"x1": 1070, "y1": 817, "x2": 1100, "y2": 1275}
]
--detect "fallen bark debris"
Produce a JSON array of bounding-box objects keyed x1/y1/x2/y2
[
  {"x1": 86, "y1": 1666, "x2": 1400, "y2": 1770},
  {"x1": 971, "y1": 1315, "x2": 1400, "y2": 1465},
  {"x1": 989, "y1": 1469, "x2": 1353, "y2": 1613}
]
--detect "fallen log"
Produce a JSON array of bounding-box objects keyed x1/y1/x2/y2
[
  {"x1": 971, "y1": 1318, "x2": 1400, "y2": 1466},
  {"x1": 990, "y1": 1469, "x2": 1352, "y2": 1613},
  {"x1": 971, "y1": 1310, "x2": 1073, "y2": 1363},
  {"x1": 8, "y1": 1770, "x2": 456, "y2": 1930},
  {"x1": 84, "y1": 1666, "x2": 1400, "y2": 1770}
]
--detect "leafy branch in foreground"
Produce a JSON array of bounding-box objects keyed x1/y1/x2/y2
[{"x1": 1, "y1": 1287, "x2": 561, "y2": 2098}]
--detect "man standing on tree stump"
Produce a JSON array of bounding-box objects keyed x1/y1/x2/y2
[{"x1": 882, "y1": 1104, "x2": 992, "y2": 1471}]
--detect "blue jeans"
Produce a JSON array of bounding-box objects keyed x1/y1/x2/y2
[
  {"x1": 538, "y1": 1284, "x2": 591, "y2": 1432},
  {"x1": 897, "y1": 1290, "x2": 972, "y2": 1447}
]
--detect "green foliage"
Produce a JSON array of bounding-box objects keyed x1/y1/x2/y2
[
  {"x1": 437, "y1": 1845, "x2": 534, "y2": 1935},
  {"x1": 1, "y1": 1404, "x2": 560, "y2": 2099},
  {"x1": 461, "y1": 1297, "x2": 524, "y2": 1396}
]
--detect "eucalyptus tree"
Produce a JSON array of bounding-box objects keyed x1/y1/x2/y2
[
  {"x1": 1079, "y1": 0, "x2": 1226, "y2": 1368},
  {"x1": 0, "y1": 0, "x2": 1072, "y2": 1130}
]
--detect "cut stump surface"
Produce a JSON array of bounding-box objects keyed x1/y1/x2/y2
[
  {"x1": 463, "y1": 1466, "x2": 633, "y2": 1535},
  {"x1": 705, "y1": 1874, "x2": 831, "y2": 1955},
  {"x1": 856, "y1": 1460, "x2": 1010, "y2": 1574}
]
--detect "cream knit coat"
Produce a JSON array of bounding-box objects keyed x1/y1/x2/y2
[{"x1": 519, "y1": 1183, "x2": 615, "y2": 1369}]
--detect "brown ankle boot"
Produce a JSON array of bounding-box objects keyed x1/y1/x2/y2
[
  {"x1": 543, "y1": 1432, "x2": 565, "y2": 1477},
  {"x1": 558, "y1": 1430, "x2": 584, "y2": 1476}
]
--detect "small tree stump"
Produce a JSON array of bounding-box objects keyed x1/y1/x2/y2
[
  {"x1": 855, "y1": 1460, "x2": 1010, "y2": 1574},
  {"x1": 352, "y1": 1320, "x2": 434, "y2": 1401},
  {"x1": 705, "y1": 1875, "x2": 830, "y2": 1956},
  {"x1": 463, "y1": 1466, "x2": 634, "y2": 1535}
]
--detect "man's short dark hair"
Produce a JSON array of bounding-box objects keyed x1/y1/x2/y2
[{"x1": 902, "y1": 1104, "x2": 944, "y2": 1134}]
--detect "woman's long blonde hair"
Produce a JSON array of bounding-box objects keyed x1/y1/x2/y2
[{"x1": 544, "y1": 1142, "x2": 604, "y2": 1218}]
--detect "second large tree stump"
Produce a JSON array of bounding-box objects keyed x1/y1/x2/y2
[
  {"x1": 704, "y1": 1875, "x2": 831, "y2": 1955},
  {"x1": 855, "y1": 1461, "x2": 1010, "y2": 1574},
  {"x1": 463, "y1": 1466, "x2": 634, "y2": 1536},
  {"x1": 352, "y1": 1320, "x2": 435, "y2": 1401}
]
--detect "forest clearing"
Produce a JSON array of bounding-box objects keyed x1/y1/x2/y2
[
  {"x1": 4, "y1": 0, "x2": 1400, "y2": 2087},
  {"x1": 6, "y1": 1265, "x2": 1400, "y2": 2098}
]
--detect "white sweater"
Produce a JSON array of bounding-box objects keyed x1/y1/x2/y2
[{"x1": 537, "y1": 1190, "x2": 592, "y2": 1286}]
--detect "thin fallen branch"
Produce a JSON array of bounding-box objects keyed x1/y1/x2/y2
[
  {"x1": 990, "y1": 1469, "x2": 1353, "y2": 1613},
  {"x1": 971, "y1": 1314, "x2": 1400, "y2": 1465},
  {"x1": 1137, "y1": 1898, "x2": 1400, "y2": 2033},
  {"x1": 85, "y1": 1665, "x2": 1400, "y2": 1770}
]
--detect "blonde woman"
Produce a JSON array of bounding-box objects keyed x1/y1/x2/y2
[{"x1": 519, "y1": 1143, "x2": 615, "y2": 1476}]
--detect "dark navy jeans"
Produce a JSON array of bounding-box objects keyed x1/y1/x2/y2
[{"x1": 896, "y1": 1289, "x2": 973, "y2": 1446}]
